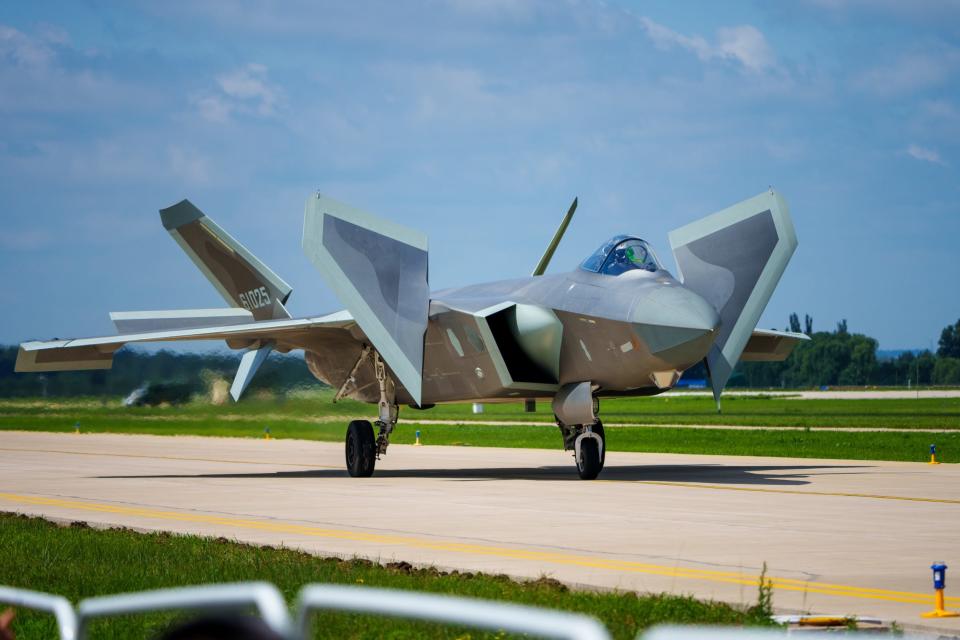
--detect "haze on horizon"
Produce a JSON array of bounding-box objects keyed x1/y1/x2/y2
[{"x1": 1, "y1": 1, "x2": 958, "y2": 351}]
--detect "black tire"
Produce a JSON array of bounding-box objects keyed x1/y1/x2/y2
[
  {"x1": 345, "y1": 420, "x2": 376, "y2": 477},
  {"x1": 576, "y1": 436, "x2": 602, "y2": 480},
  {"x1": 592, "y1": 420, "x2": 606, "y2": 469}
]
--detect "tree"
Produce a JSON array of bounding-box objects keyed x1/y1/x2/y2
[
  {"x1": 916, "y1": 350, "x2": 936, "y2": 385},
  {"x1": 804, "y1": 314, "x2": 813, "y2": 335},
  {"x1": 938, "y1": 319, "x2": 960, "y2": 358},
  {"x1": 789, "y1": 313, "x2": 801, "y2": 333},
  {"x1": 934, "y1": 358, "x2": 960, "y2": 385}
]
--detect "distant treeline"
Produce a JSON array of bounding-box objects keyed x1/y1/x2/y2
[
  {"x1": 0, "y1": 347, "x2": 318, "y2": 399},
  {"x1": 2, "y1": 316, "x2": 960, "y2": 397},
  {"x1": 720, "y1": 315, "x2": 960, "y2": 388}
]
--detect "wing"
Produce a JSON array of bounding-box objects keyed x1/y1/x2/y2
[
  {"x1": 739, "y1": 329, "x2": 809, "y2": 362},
  {"x1": 15, "y1": 198, "x2": 369, "y2": 401},
  {"x1": 15, "y1": 310, "x2": 358, "y2": 386}
]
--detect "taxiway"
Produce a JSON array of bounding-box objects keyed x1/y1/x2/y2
[{"x1": 1, "y1": 431, "x2": 958, "y2": 632}]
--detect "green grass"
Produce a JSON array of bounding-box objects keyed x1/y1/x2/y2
[
  {"x1": 2, "y1": 392, "x2": 958, "y2": 463},
  {"x1": 3, "y1": 389, "x2": 959, "y2": 428},
  {"x1": 0, "y1": 513, "x2": 774, "y2": 639}
]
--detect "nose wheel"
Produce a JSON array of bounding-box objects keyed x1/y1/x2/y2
[
  {"x1": 559, "y1": 418, "x2": 606, "y2": 480},
  {"x1": 574, "y1": 421, "x2": 605, "y2": 480}
]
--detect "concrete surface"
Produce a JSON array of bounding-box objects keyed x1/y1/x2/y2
[{"x1": 1, "y1": 431, "x2": 959, "y2": 633}]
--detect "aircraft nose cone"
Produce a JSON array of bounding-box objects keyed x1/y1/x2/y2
[
  {"x1": 630, "y1": 285, "x2": 720, "y2": 361},
  {"x1": 672, "y1": 286, "x2": 720, "y2": 332},
  {"x1": 633, "y1": 285, "x2": 720, "y2": 332}
]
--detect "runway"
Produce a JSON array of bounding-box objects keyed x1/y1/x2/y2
[{"x1": 2, "y1": 431, "x2": 959, "y2": 633}]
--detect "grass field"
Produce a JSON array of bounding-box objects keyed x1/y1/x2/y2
[
  {"x1": 0, "y1": 513, "x2": 775, "y2": 639},
  {"x1": 4, "y1": 389, "x2": 960, "y2": 428},
  {"x1": 2, "y1": 391, "x2": 959, "y2": 463}
]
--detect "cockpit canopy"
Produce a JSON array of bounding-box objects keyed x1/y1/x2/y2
[{"x1": 580, "y1": 235, "x2": 661, "y2": 275}]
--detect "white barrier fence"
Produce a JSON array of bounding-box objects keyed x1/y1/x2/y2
[
  {"x1": 0, "y1": 581, "x2": 611, "y2": 640},
  {"x1": 2, "y1": 582, "x2": 918, "y2": 639}
]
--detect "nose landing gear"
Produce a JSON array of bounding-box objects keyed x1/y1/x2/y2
[
  {"x1": 554, "y1": 382, "x2": 605, "y2": 479},
  {"x1": 559, "y1": 420, "x2": 605, "y2": 480}
]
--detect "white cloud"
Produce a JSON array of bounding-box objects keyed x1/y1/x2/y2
[
  {"x1": 194, "y1": 95, "x2": 232, "y2": 123},
  {"x1": 193, "y1": 63, "x2": 281, "y2": 122},
  {"x1": 0, "y1": 23, "x2": 151, "y2": 115},
  {"x1": 638, "y1": 17, "x2": 777, "y2": 73},
  {"x1": 906, "y1": 144, "x2": 945, "y2": 165},
  {"x1": 638, "y1": 17, "x2": 712, "y2": 61},
  {"x1": 716, "y1": 25, "x2": 777, "y2": 73},
  {"x1": 217, "y1": 63, "x2": 278, "y2": 114}
]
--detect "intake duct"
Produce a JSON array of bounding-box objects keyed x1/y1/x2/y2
[{"x1": 483, "y1": 303, "x2": 563, "y2": 385}]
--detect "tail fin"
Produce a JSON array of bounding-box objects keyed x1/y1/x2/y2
[
  {"x1": 669, "y1": 189, "x2": 797, "y2": 406},
  {"x1": 532, "y1": 197, "x2": 577, "y2": 276},
  {"x1": 302, "y1": 193, "x2": 429, "y2": 406},
  {"x1": 160, "y1": 200, "x2": 292, "y2": 321}
]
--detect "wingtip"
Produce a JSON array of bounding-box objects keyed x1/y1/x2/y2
[{"x1": 159, "y1": 199, "x2": 204, "y2": 230}]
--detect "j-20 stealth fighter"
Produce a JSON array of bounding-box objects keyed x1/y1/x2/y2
[{"x1": 17, "y1": 189, "x2": 807, "y2": 479}]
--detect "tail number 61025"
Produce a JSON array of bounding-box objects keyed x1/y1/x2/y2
[{"x1": 239, "y1": 286, "x2": 271, "y2": 311}]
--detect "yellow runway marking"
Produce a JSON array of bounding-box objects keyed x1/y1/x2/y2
[
  {"x1": 0, "y1": 491, "x2": 955, "y2": 607},
  {"x1": 632, "y1": 481, "x2": 960, "y2": 505}
]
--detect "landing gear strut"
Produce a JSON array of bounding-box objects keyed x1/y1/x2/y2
[
  {"x1": 553, "y1": 382, "x2": 605, "y2": 480},
  {"x1": 344, "y1": 351, "x2": 398, "y2": 478}
]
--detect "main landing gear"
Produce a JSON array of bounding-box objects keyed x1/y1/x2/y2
[
  {"x1": 553, "y1": 381, "x2": 605, "y2": 480},
  {"x1": 344, "y1": 351, "x2": 398, "y2": 478}
]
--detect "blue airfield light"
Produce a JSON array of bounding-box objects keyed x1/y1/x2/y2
[
  {"x1": 933, "y1": 563, "x2": 947, "y2": 590},
  {"x1": 923, "y1": 561, "x2": 959, "y2": 618}
]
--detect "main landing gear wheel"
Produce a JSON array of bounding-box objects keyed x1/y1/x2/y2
[
  {"x1": 576, "y1": 436, "x2": 602, "y2": 480},
  {"x1": 345, "y1": 420, "x2": 376, "y2": 477}
]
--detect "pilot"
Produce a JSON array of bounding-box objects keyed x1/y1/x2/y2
[
  {"x1": 626, "y1": 244, "x2": 648, "y2": 267},
  {"x1": 607, "y1": 243, "x2": 649, "y2": 274}
]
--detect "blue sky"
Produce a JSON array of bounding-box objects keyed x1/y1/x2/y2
[{"x1": 1, "y1": 1, "x2": 958, "y2": 350}]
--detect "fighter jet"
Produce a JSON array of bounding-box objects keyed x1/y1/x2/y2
[{"x1": 16, "y1": 189, "x2": 807, "y2": 479}]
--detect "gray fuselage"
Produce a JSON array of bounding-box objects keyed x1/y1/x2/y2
[
  {"x1": 305, "y1": 265, "x2": 720, "y2": 406},
  {"x1": 428, "y1": 266, "x2": 718, "y2": 401}
]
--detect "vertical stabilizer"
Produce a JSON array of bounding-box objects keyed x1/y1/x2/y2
[
  {"x1": 302, "y1": 193, "x2": 429, "y2": 406},
  {"x1": 669, "y1": 189, "x2": 797, "y2": 407},
  {"x1": 160, "y1": 199, "x2": 292, "y2": 321}
]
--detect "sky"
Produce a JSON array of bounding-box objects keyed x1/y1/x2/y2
[{"x1": 1, "y1": 0, "x2": 958, "y2": 351}]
